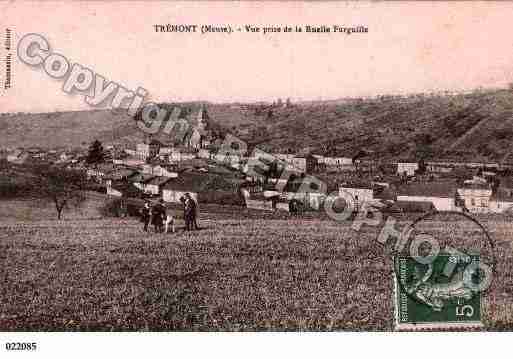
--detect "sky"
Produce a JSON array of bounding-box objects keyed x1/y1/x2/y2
[{"x1": 2, "y1": 1, "x2": 513, "y2": 113}]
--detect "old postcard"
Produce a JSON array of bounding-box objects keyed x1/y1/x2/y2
[{"x1": 1, "y1": 0, "x2": 513, "y2": 356}]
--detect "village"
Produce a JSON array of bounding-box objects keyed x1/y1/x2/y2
[{"x1": 2, "y1": 104, "x2": 513, "y2": 218}]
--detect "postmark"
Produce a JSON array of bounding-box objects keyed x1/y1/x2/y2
[
  {"x1": 394, "y1": 252, "x2": 483, "y2": 330},
  {"x1": 392, "y1": 211, "x2": 496, "y2": 330}
]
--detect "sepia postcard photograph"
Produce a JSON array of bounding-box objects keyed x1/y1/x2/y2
[{"x1": 1, "y1": 0, "x2": 513, "y2": 357}]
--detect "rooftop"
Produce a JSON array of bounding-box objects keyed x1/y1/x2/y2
[
  {"x1": 162, "y1": 172, "x2": 235, "y2": 193},
  {"x1": 128, "y1": 173, "x2": 156, "y2": 183},
  {"x1": 104, "y1": 168, "x2": 137, "y2": 180},
  {"x1": 491, "y1": 187, "x2": 513, "y2": 202},
  {"x1": 143, "y1": 176, "x2": 173, "y2": 186},
  {"x1": 396, "y1": 181, "x2": 458, "y2": 198}
]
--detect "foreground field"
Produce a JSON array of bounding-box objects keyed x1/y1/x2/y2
[{"x1": 1, "y1": 205, "x2": 513, "y2": 331}]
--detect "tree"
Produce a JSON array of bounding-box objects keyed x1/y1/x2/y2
[
  {"x1": 31, "y1": 164, "x2": 87, "y2": 220},
  {"x1": 415, "y1": 143, "x2": 433, "y2": 161},
  {"x1": 86, "y1": 140, "x2": 105, "y2": 165},
  {"x1": 417, "y1": 158, "x2": 427, "y2": 175},
  {"x1": 413, "y1": 133, "x2": 434, "y2": 161}
]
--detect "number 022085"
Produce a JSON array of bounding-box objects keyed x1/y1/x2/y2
[{"x1": 5, "y1": 342, "x2": 38, "y2": 351}]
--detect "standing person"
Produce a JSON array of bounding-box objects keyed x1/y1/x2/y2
[
  {"x1": 185, "y1": 193, "x2": 199, "y2": 230},
  {"x1": 180, "y1": 195, "x2": 191, "y2": 231},
  {"x1": 152, "y1": 199, "x2": 166, "y2": 233},
  {"x1": 140, "y1": 201, "x2": 151, "y2": 232}
]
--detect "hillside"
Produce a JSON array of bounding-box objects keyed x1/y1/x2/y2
[
  {"x1": 0, "y1": 109, "x2": 136, "y2": 149},
  {"x1": 2, "y1": 89, "x2": 513, "y2": 162},
  {"x1": 208, "y1": 89, "x2": 513, "y2": 162}
]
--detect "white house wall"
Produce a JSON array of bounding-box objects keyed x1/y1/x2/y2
[
  {"x1": 163, "y1": 190, "x2": 198, "y2": 203},
  {"x1": 396, "y1": 195, "x2": 456, "y2": 211},
  {"x1": 489, "y1": 200, "x2": 513, "y2": 213}
]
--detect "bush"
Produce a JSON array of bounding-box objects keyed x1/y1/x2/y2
[
  {"x1": 198, "y1": 190, "x2": 244, "y2": 206},
  {"x1": 0, "y1": 182, "x2": 35, "y2": 199},
  {"x1": 100, "y1": 199, "x2": 122, "y2": 217},
  {"x1": 100, "y1": 198, "x2": 143, "y2": 218}
]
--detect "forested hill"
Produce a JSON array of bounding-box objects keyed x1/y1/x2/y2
[
  {"x1": 2, "y1": 89, "x2": 513, "y2": 163},
  {"x1": 208, "y1": 89, "x2": 513, "y2": 162}
]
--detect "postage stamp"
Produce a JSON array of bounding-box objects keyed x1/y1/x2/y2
[{"x1": 394, "y1": 252, "x2": 483, "y2": 330}]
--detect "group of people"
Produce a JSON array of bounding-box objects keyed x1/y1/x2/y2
[{"x1": 140, "y1": 193, "x2": 199, "y2": 233}]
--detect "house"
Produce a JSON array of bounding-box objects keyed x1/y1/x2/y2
[
  {"x1": 125, "y1": 148, "x2": 138, "y2": 157},
  {"x1": 397, "y1": 162, "x2": 419, "y2": 177},
  {"x1": 396, "y1": 182, "x2": 458, "y2": 211},
  {"x1": 323, "y1": 157, "x2": 353, "y2": 166},
  {"x1": 104, "y1": 168, "x2": 137, "y2": 181},
  {"x1": 141, "y1": 164, "x2": 178, "y2": 178},
  {"x1": 142, "y1": 176, "x2": 173, "y2": 195},
  {"x1": 162, "y1": 182, "x2": 199, "y2": 203},
  {"x1": 54, "y1": 152, "x2": 74, "y2": 163},
  {"x1": 127, "y1": 173, "x2": 156, "y2": 192},
  {"x1": 201, "y1": 136, "x2": 212, "y2": 149},
  {"x1": 106, "y1": 184, "x2": 123, "y2": 197},
  {"x1": 240, "y1": 182, "x2": 264, "y2": 194},
  {"x1": 240, "y1": 190, "x2": 276, "y2": 211},
  {"x1": 489, "y1": 188, "x2": 513, "y2": 213},
  {"x1": 183, "y1": 128, "x2": 202, "y2": 149},
  {"x1": 456, "y1": 176, "x2": 513, "y2": 213},
  {"x1": 464, "y1": 176, "x2": 488, "y2": 186},
  {"x1": 169, "y1": 148, "x2": 197, "y2": 163},
  {"x1": 159, "y1": 147, "x2": 173, "y2": 156},
  {"x1": 274, "y1": 153, "x2": 295, "y2": 163},
  {"x1": 323, "y1": 156, "x2": 356, "y2": 172},
  {"x1": 194, "y1": 107, "x2": 208, "y2": 131},
  {"x1": 135, "y1": 140, "x2": 161, "y2": 160},
  {"x1": 372, "y1": 181, "x2": 390, "y2": 188},
  {"x1": 105, "y1": 168, "x2": 137, "y2": 181},
  {"x1": 272, "y1": 154, "x2": 307, "y2": 173},
  {"x1": 198, "y1": 149, "x2": 211, "y2": 159},
  {"x1": 457, "y1": 185, "x2": 493, "y2": 213},
  {"x1": 339, "y1": 183, "x2": 374, "y2": 212},
  {"x1": 426, "y1": 161, "x2": 454, "y2": 174},
  {"x1": 86, "y1": 163, "x2": 117, "y2": 182},
  {"x1": 7, "y1": 149, "x2": 28, "y2": 164},
  {"x1": 305, "y1": 154, "x2": 321, "y2": 173},
  {"x1": 260, "y1": 177, "x2": 326, "y2": 209},
  {"x1": 290, "y1": 157, "x2": 307, "y2": 172},
  {"x1": 161, "y1": 172, "x2": 207, "y2": 203},
  {"x1": 244, "y1": 198, "x2": 275, "y2": 211},
  {"x1": 275, "y1": 201, "x2": 291, "y2": 212},
  {"x1": 26, "y1": 147, "x2": 46, "y2": 159},
  {"x1": 148, "y1": 140, "x2": 162, "y2": 157},
  {"x1": 26, "y1": 147, "x2": 43, "y2": 155},
  {"x1": 198, "y1": 129, "x2": 214, "y2": 149},
  {"x1": 106, "y1": 180, "x2": 144, "y2": 198},
  {"x1": 312, "y1": 154, "x2": 324, "y2": 163},
  {"x1": 162, "y1": 171, "x2": 235, "y2": 204},
  {"x1": 113, "y1": 157, "x2": 145, "y2": 167},
  {"x1": 136, "y1": 143, "x2": 150, "y2": 159},
  {"x1": 258, "y1": 188, "x2": 325, "y2": 211},
  {"x1": 268, "y1": 178, "x2": 288, "y2": 189},
  {"x1": 387, "y1": 200, "x2": 437, "y2": 214},
  {"x1": 216, "y1": 152, "x2": 243, "y2": 168}
]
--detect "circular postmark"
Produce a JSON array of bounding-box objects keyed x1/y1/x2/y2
[{"x1": 392, "y1": 210, "x2": 496, "y2": 316}]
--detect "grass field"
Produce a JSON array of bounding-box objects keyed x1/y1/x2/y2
[{"x1": 1, "y1": 200, "x2": 513, "y2": 331}]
